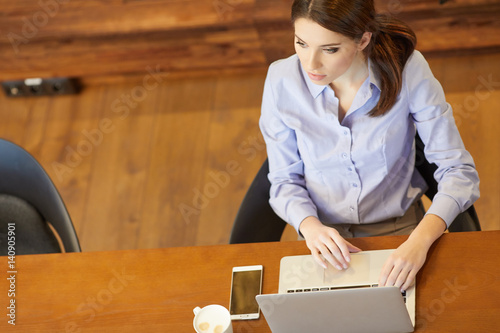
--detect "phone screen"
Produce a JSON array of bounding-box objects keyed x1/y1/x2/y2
[{"x1": 230, "y1": 267, "x2": 262, "y2": 318}]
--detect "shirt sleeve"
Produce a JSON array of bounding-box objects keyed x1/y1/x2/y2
[
  {"x1": 405, "y1": 51, "x2": 480, "y2": 227},
  {"x1": 259, "y1": 66, "x2": 319, "y2": 233}
]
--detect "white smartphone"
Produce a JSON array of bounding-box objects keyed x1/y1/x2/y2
[{"x1": 229, "y1": 265, "x2": 263, "y2": 320}]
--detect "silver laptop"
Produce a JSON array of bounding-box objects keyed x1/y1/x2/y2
[{"x1": 256, "y1": 249, "x2": 415, "y2": 333}]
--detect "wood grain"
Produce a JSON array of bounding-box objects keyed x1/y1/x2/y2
[
  {"x1": 195, "y1": 72, "x2": 267, "y2": 245},
  {"x1": 0, "y1": 0, "x2": 499, "y2": 80},
  {"x1": 0, "y1": 231, "x2": 498, "y2": 332},
  {"x1": 0, "y1": 51, "x2": 498, "y2": 251}
]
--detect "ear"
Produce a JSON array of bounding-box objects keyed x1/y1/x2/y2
[{"x1": 358, "y1": 32, "x2": 372, "y2": 51}]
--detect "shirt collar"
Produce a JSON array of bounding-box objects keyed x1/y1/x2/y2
[
  {"x1": 298, "y1": 55, "x2": 382, "y2": 98},
  {"x1": 298, "y1": 60, "x2": 328, "y2": 99}
]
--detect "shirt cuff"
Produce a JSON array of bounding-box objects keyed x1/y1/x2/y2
[
  {"x1": 288, "y1": 203, "x2": 319, "y2": 235},
  {"x1": 425, "y1": 194, "x2": 461, "y2": 228}
]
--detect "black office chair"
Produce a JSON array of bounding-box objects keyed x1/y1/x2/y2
[
  {"x1": 0, "y1": 139, "x2": 81, "y2": 255},
  {"x1": 229, "y1": 134, "x2": 480, "y2": 243}
]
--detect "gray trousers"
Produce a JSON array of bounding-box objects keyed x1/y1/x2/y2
[
  {"x1": 299, "y1": 200, "x2": 426, "y2": 240},
  {"x1": 329, "y1": 200, "x2": 426, "y2": 238}
]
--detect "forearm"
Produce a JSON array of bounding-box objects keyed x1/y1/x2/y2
[
  {"x1": 407, "y1": 213, "x2": 447, "y2": 249},
  {"x1": 299, "y1": 215, "x2": 321, "y2": 232}
]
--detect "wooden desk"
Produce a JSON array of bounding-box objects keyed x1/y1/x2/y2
[{"x1": 1, "y1": 231, "x2": 499, "y2": 332}]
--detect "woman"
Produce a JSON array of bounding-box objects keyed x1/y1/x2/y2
[{"x1": 259, "y1": 0, "x2": 479, "y2": 292}]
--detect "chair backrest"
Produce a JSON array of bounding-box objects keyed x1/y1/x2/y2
[
  {"x1": 0, "y1": 194, "x2": 62, "y2": 254},
  {"x1": 0, "y1": 139, "x2": 81, "y2": 253},
  {"x1": 230, "y1": 134, "x2": 480, "y2": 244}
]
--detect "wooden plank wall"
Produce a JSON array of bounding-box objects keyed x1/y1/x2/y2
[{"x1": 0, "y1": 0, "x2": 500, "y2": 80}]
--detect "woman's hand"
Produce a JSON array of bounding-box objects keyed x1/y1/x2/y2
[
  {"x1": 299, "y1": 216, "x2": 361, "y2": 270},
  {"x1": 378, "y1": 238, "x2": 428, "y2": 291},
  {"x1": 379, "y1": 214, "x2": 446, "y2": 291}
]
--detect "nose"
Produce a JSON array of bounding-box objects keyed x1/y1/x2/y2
[{"x1": 307, "y1": 50, "x2": 322, "y2": 72}]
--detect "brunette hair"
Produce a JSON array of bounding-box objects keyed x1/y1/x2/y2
[{"x1": 291, "y1": 0, "x2": 416, "y2": 116}]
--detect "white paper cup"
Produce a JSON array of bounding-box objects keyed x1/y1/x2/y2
[{"x1": 193, "y1": 304, "x2": 233, "y2": 333}]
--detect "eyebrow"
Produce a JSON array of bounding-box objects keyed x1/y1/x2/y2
[{"x1": 295, "y1": 35, "x2": 341, "y2": 47}]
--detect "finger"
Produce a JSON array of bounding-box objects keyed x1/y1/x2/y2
[
  {"x1": 385, "y1": 264, "x2": 404, "y2": 287},
  {"x1": 318, "y1": 244, "x2": 343, "y2": 270},
  {"x1": 394, "y1": 266, "x2": 411, "y2": 290},
  {"x1": 378, "y1": 261, "x2": 394, "y2": 287},
  {"x1": 329, "y1": 234, "x2": 351, "y2": 267},
  {"x1": 345, "y1": 241, "x2": 362, "y2": 253},
  {"x1": 401, "y1": 271, "x2": 417, "y2": 292},
  {"x1": 321, "y1": 237, "x2": 348, "y2": 269},
  {"x1": 310, "y1": 248, "x2": 328, "y2": 269},
  {"x1": 324, "y1": 232, "x2": 352, "y2": 267},
  {"x1": 342, "y1": 240, "x2": 362, "y2": 264}
]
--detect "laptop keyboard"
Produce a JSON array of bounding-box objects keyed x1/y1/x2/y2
[{"x1": 286, "y1": 284, "x2": 407, "y2": 303}]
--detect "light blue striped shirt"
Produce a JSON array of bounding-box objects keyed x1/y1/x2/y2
[{"x1": 260, "y1": 51, "x2": 479, "y2": 232}]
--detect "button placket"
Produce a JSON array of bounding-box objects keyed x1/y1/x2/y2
[{"x1": 339, "y1": 128, "x2": 361, "y2": 223}]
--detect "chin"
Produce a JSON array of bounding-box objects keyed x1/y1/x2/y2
[{"x1": 310, "y1": 78, "x2": 331, "y2": 86}]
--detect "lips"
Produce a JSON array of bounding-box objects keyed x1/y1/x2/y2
[{"x1": 307, "y1": 72, "x2": 327, "y2": 81}]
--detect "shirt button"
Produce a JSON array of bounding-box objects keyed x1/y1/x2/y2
[
  {"x1": 348, "y1": 167, "x2": 353, "y2": 172},
  {"x1": 343, "y1": 130, "x2": 348, "y2": 135},
  {"x1": 352, "y1": 183, "x2": 358, "y2": 188},
  {"x1": 342, "y1": 153, "x2": 348, "y2": 159},
  {"x1": 349, "y1": 207, "x2": 355, "y2": 212}
]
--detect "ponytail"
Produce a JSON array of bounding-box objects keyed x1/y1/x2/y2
[
  {"x1": 291, "y1": 0, "x2": 417, "y2": 117},
  {"x1": 367, "y1": 14, "x2": 416, "y2": 116}
]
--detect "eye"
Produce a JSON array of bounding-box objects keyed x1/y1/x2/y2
[
  {"x1": 295, "y1": 40, "x2": 307, "y2": 48},
  {"x1": 324, "y1": 48, "x2": 339, "y2": 54}
]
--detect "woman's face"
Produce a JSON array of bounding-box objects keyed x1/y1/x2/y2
[{"x1": 294, "y1": 18, "x2": 369, "y2": 86}]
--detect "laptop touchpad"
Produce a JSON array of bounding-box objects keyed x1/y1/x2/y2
[{"x1": 323, "y1": 251, "x2": 389, "y2": 286}]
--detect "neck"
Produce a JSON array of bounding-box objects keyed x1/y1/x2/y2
[{"x1": 330, "y1": 52, "x2": 369, "y2": 92}]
